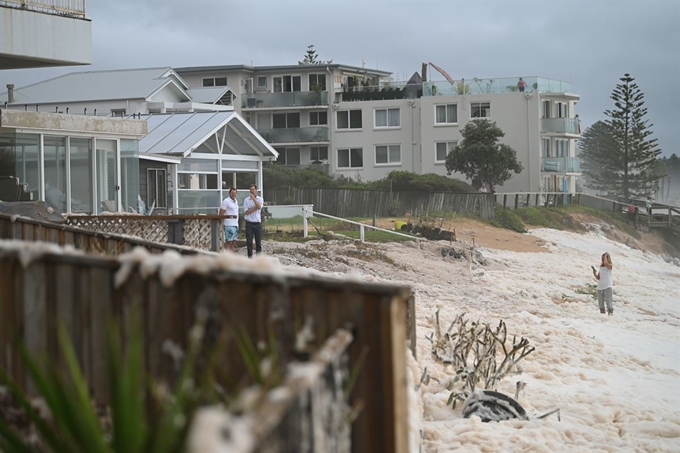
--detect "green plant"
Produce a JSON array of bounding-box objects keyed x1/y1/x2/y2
[
  {"x1": 455, "y1": 81, "x2": 470, "y2": 95},
  {"x1": 0, "y1": 313, "x2": 210, "y2": 452},
  {"x1": 492, "y1": 209, "x2": 527, "y2": 233},
  {"x1": 426, "y1": 311, "x2": 535, "y2": 409}
]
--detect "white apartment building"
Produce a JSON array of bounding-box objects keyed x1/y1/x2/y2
[{"x1": 175, "y1": 64, "x2": 581, "y2": 193}]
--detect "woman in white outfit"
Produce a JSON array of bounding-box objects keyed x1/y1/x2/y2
[{"x1": 592, "y1": 252, "x2": 614, "y2": 315}]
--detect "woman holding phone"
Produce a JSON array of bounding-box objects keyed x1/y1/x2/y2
[{"x1": 592, "y1": 253, "x2": 614, "y2": 315}]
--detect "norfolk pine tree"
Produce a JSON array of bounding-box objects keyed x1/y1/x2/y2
[
  {"x1": 444, "y1": 119, "x2": 523, "y2": 190},
  {"x1": 580, "y1": 73, "x2": 662, "y2": 199}
]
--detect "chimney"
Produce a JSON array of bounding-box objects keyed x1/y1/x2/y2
[{"x1": 6, "y1": 84, "x2": 14, "y2": 104}]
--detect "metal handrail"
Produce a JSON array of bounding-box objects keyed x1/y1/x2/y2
[
  {"x1": 0, "y1": 0, "x2": 86, "y2": 17},
  {"x1": 302, "y1": 207, "x2": 421, "y2": 243}
]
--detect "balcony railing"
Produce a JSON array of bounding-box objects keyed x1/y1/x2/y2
[
  {"x1": 337, "y1": 84, "x2": 420, "y2": 102},
  {"x1": 541, "y1": 118, "x2": 580, "y2": 134},
  {"x1": 241, "y1": 91, "x2": 328, "y2": 109},
  {"x1": 541, "y1": 157, "x2": 580, "y2": 173},
  {"x1": 0, "y1": 0, "x2": 86, "y2": 17},
  {"x1": 257, "y1": 126, "x2": 329, "y2": 144},
  {"x1": 423, "y1": 76, "x2": 573, "y2": 96}
]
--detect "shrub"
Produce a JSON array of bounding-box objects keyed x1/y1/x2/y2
[{"x1": 492, "y1": 209, "x2": 527, "y2": 233}]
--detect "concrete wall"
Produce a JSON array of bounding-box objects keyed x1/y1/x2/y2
[
  {"x1": 0, "y1": 6, "x2": 92, "y2": 69},
  {"x1": 0, "y1": 109, "x2": 147, "y2": 136}
]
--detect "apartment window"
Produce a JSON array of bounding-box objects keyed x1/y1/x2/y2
[
  {"x1": 273, "y1": 75, "x2": 301, "y2": 92},
  {"x1": 435, "y1": 141, "x2": 458, "y2": 163},
  {"x1": 555, "y1": 139, "x2": 568, "y2": 157},
  {"x1": 147, "y1": 168, "x2": 167, "y2": 209},
  {"x1": 276, "y1": 148, "x2": 301, "y2": 165},
  {"x1": 375, "y1": 145, "x2": 401, "y2": 165},
  {"x1": 556, "y1": 102, "x2": 568, "y2": 118},
  {"x1": 309, "y1": 111, "x2": 328, "y2": 126},
  {"x1": 542, "y1": 100, "x2": 551, "y2": 119},
  {"x1": 310, "y1": 146, "x2": 328, "y2": 162},
  {"x1": 435, "y1": 104, "x2": 458, "y2": 124},
  {"x1": 374, "y1": 108, "x2": 400, "y2": 128},
  {"x1": 111, "y1": 109, "x2": 126, "y2": 117},
  {"x1": 308, "y1": 74, "x2": 327, "y2": 90},
  {"x1": 257, "y1": 76, "x2": 267, "y2": 88},
  {"x1": 337, "y1": 148, "x2": 363, "y2": 168},
  {"x1": 273, "y1": 112, "x2": 300, "y2": 129},
  {"x1": 541, "y1": 138, "x2": 551, "y2": 157},
  {"x1": 203, "y1": 77, "x2": 227, "y2": 87},
  {"x1": 470, "y1": 102, "x2": 491, "y2": 118},
  {"x1": 337, "y1": 109, "x2": 362, "y2": 130}
]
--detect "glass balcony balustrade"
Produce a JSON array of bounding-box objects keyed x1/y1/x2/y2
[
  {"x1": 541, "y1": 157, "x2": 580, "y2": 173},
  {"x1": 541, "y1": 118, "x2": 580, "y2": 134},
  {"x1": 423, "y1": 77, "x2": 573, "y2": 96},
  {"x1": 241, "y1": 91, "x2": 328, "y2": 109},
  {"x1": 256, "y1": 127, "x2": 329, "y2": 144}
]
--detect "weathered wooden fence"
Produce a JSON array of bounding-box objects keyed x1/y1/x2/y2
[
  {"x1": 0, "y1": 212, "x2": 204, "y2": 256},
  {"x1": 265, "y1": 188, "x2": 495, "y2": 220},
  {"x1": 493, "y1": 192, "x2": 582, "y2": 210},
  {"x1": 0, "y1": 243, "x2": 412, "y2": 453}
]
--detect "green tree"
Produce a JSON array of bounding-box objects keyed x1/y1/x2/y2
[
  {"x1": 582, "y1": 73, "x2": 662, "y2": 199},
  {"x1": 303, "y1": 45, "x2": 318, "y2": 64},
  {"x1": 444, "y1": 119, "x2": 523, "y2": 190},
  {"x1": 579, "y1": 120, "x2": 619, "y2": 193}
]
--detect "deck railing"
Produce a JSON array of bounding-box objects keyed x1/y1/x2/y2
[{"x1": 0, "y1": 0, "x2": 86, "y2": 17}]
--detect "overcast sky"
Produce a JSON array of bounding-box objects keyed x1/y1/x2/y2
[{"x1": 2, "y1": 0, "x2": 678, "y2": 156}]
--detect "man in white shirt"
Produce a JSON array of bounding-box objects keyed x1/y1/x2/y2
[
  {"x1": 219, "y1": 187, "x2": 239, "y2": 251},
  {"x1": 243, "y1": 184, "x2": 264, "y2": 258}
]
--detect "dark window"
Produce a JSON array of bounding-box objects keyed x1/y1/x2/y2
[{"x1": 309, "y1": 111, "x2": 328, "y2": 125}]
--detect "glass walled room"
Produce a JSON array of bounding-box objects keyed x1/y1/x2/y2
[{"x1": 0, "y1": 131, "x2": 139, "y2": 214}]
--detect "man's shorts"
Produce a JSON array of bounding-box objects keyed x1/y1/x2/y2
[{"x1": 224, "y1": 225, "x2": 238, "y2": 242}]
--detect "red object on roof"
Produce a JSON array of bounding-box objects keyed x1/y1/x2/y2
[{"x1": 428, "y1": 62, "x2": 455, "y2": 85}]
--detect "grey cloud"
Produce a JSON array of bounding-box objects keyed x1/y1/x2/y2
[{"x1": 1, "y1": 0, "x2": 678, "y2": 154}]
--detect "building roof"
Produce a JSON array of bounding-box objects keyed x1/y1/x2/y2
[
  {"x1": 138, "y1": 111, "x2": 278, "y2": 159},
  {"x1": 174, "y1": 63, "x2": 392, "y2": 76},
  {"x1": 185, "y1": 86, "x2": 233, "y2": 104},
  {"x1": 0, "y1": 67, "x2": 190, "y2": 105}
]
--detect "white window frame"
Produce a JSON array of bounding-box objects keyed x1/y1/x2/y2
[
  {"x1": 308, "y1": 74, "x2": 327, "y2": 91},
  {"x1": 203, "y1": 77, "x2": 227, "y2": 87},
  {"x1": 375, "y1": 144, "x2": 401, "y2": 166},
  {"x1": 337, "y1": 148, "x2": 363, "y2": 169},
  {"x1": 256, "y1": 76, "x2": 267, "y2": 88},
  {"x1": 272, "y1": 112, "x2": 301, "y2": 129},
  {"x1": 556, "y1": 102, "x2": 569, "y2": 118},
  {"x1": 434, "y1": 141, "x2": 458, "y2": 164},
  {"x1": 374, "y1": 108, "x2": 401, "y2": 129},
  {"x1": 555, "y1": 138, "x2": 568, "y2": 157},
  {"x1": 541, "y1": 138, "x2": 551, "y2": 157},
  {"x1": 336, "y1": 109, "x2": 363, "y2": 130},
  {"x1": 434, "y1": 104, "x2": 458, "y2": 125},
  {"x1": 309, "y1": 111, "x2": 328, "y2": 126},
  {"x1": 542, "y1": 100, "x2": 551, "y2": 119},
  {"x1": 310, "y1": 146, "x2": 328, "y2": 162},
  {"x1": 275, "y1": 147, "x2": 301, "y2": 165},
  {"x1": 470, "y1": 102, "x2": 491, "y2": 119},
  {"x1": 273, "y1": 75, "x2": 302, "y2": 93}
]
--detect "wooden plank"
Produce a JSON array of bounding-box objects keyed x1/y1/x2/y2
[
  {"x1": 89, "y1": 266, "x2": 112, "y2": 402},
  {"x1": 380, "y1": 294, "x2": 409, "y2": 453},
  {"x1": 22, "y1": 261, "x2": 47, "y2": 396}
]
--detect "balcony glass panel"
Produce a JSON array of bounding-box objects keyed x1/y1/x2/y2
[
  {"x1": 423, "y1": 77, "x2": 573, "y2": 96},
  {"x1": 541, "y1": 157, "x2": 580, "y2": 173},
  {"x1": 541, "y1": 118, "x2": 580, "y2": 134},
  {"x1": 257, "y1": 127, "x2": 329, "y2": 144},
  {"x1": 242, "y1": 91, "x2": 328, "y2": 108}
]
